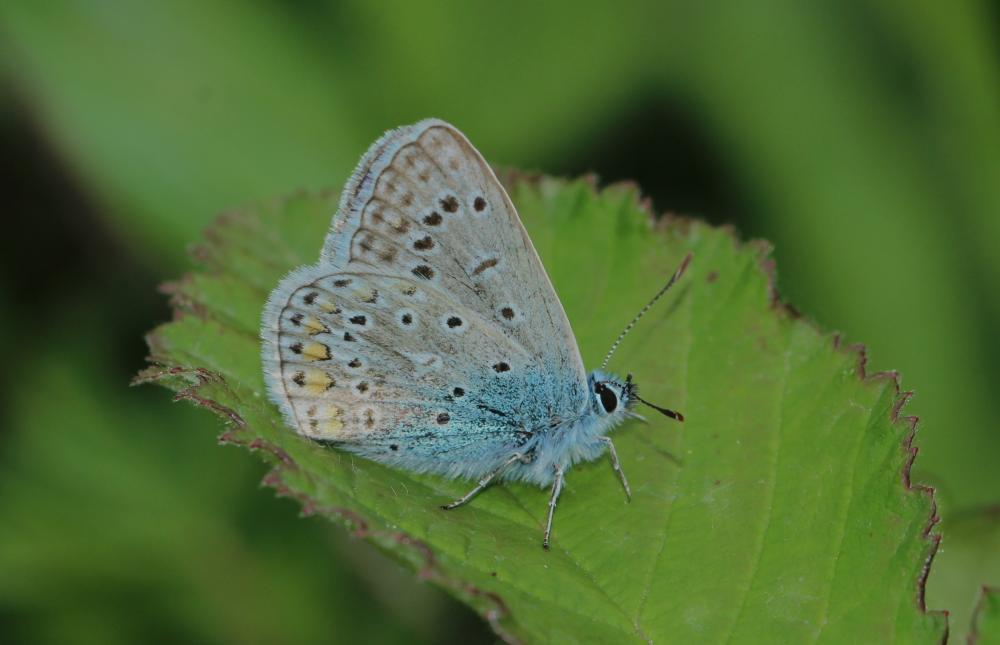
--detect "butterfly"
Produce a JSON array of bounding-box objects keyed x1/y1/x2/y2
[{"x1": 261, "y1": 119, "x2": 689, "y2": 549}]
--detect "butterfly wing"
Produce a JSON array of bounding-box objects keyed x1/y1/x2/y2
[
  {"x1": 321, "y1": 119, "x2": 586, "y2": 383},
  {"x1": 262, "y1": 120, "x2": 588, "y2": 477}
]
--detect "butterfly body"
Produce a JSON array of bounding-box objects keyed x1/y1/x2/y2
[{"x1": 261, "y1": 119, "x2": 685, "y2": 547}]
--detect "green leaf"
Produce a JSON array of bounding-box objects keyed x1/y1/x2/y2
[
  {"x1": 139, "y1": 178, "x2": 946, "y2": 642},
  {"x1": 971, "y1": 588, "x2": 1000, "y2": 645}
]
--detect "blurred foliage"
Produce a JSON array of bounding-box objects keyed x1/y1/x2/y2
[
  {"x1": 972, "y1": 588, "x2": 1000, "y2": 644},
  {"x1": 0, "y1": 322, "x2": 487, "y2": 644},
  {"x1": 1, "y1": 0, "x2": 997, "y2": 642}
]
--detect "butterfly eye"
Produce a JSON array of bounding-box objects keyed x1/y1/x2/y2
[{"x1": 595, "y1": 383, "x2": 618, "y2": 413}]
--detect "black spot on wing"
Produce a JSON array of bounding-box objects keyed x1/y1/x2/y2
[
  {"x1": 412, "y1": 265, "x2": 434, "y2": 280},
  {"x1": 440, "y1": 195, "x2": 459, "y2": 212},
  {"x1": 472, "y1": 258, "x2": 498, "y2": 276}
]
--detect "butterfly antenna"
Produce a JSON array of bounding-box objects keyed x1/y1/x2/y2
[
  {"x1": 600, "y1": 252, "x2": 692, "y2": 370},
  {"x1": 633, "y1": 394, "x2": 685, "y2": 422},
  {"x1": 625, "y1": 372, "x2": 684, "y2": 422}
]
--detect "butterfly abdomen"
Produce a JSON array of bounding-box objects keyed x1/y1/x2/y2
[{"x1": 499, "y1": 409, "x2": 619, "y2": 486}]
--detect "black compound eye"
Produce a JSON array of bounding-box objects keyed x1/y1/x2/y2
[{"x1": 596, "y1": 383, "x2": 618, "y2": 413}]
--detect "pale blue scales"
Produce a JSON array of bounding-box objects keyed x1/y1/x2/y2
[{"x1": 260, "y1": 119, "x2": 688, "y2": 548}]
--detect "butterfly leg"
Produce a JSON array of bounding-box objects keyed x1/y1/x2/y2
[
  {"x1": 600, "y1": 436, "x2": 632, "y2": 501},
  {"x1": 441, "y1": 452, "x2": 523, "y2": 510},
  {"x1": 542, "y1": 464, "x2": 565, "y2": 550}
]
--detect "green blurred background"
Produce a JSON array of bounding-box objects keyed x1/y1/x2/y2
[{"x1": 1, "y1": 2, "x2": 997, "y2": 642}]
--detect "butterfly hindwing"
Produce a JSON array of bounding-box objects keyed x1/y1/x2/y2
[{"x1": 263, "y1": 266, "x2": 577, "y2": 477}]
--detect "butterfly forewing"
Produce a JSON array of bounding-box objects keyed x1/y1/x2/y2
[
  {"x1": 323, "y1": 120, "x2": 585, "y2": 379},
  {"x1": 262, "y1": 120, "x2": 589, "y2": 477}
]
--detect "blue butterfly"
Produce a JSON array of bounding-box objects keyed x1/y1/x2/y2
[{"x1": 261, "y1": 119, "x2": 688, "y2": 548}]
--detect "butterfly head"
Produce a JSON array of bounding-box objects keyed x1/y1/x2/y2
[
  {"x1": 588, "y1": 371, "x2": 684, "y2": 422},
  {"x1": 587, "y1": 370, "x2": 635, "y2": 417},
  {"x1": 590, "y1": 253, "x2": 692, "y2": 424}
]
